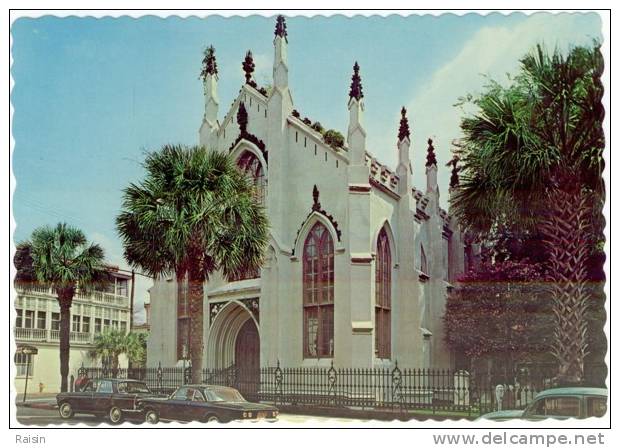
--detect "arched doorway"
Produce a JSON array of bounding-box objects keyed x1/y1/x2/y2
[
  {"x1": 235, "y1": 319, "x2": 260, "y2": 372},
  {"x1": 206, "y1": 301, "x2": 260, "y2": 398},
  {"x1": 235, "y1": 319, "x2": 260, "y2": 397}
]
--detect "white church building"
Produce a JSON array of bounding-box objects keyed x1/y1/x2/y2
[{"x1": 147, "y1": 16, "x2": 473, "y2": 373}]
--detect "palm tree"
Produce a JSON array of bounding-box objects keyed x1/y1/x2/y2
[
  {"x1": 116, "y1": 145, "x2": 269, "y2": 383},
  {"x1": 452, "y1": 43, "x2": 604, "y2": 383},
  {"x1": 89, "y1": 329, "x2": 146, "y2": 376},
  {"x1": 14, "y1": 223, "x2": 109, "y2": 392},
  {"x1": 89, "y1": 329, "x2": 125, "y2": 376}
]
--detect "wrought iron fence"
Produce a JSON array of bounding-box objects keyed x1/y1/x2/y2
[{"x1": 78, "y1": 362, "x2": 605, "y2": 416}]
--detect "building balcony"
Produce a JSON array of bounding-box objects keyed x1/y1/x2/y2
[
  {"x1": 15, "y1": 285, "x2": 129, "y2": 308},
  {"x1": 14, "y1": 327, "x2": 96, "y2": 345}
]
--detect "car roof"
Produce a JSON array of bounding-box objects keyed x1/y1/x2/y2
[
  {"x1": 536, "y1": 387, "x2": 607, "y2": 398},
  {"x1": 91, "y1": 378, "x2": 146, "y2": 383},
  {"x1": 179, "y1": 384, "x2": 236, "y2": 390}
]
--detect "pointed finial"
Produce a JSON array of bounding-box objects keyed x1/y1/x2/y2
[
  {"x1": 447, "y1": 155, "x2": 460, "y2": 188},
  {"x1": 312, "y1": 185, "x2": 321, "y2": 211},
  {"x1": 237, "y1": 102, "x2": 248, "y2": 133},
  {"x1": 242, "y1": 50, "x2": 255, "y2": 85},
  {"x1": 275, "y1": 15, "x2": 288, "y2": 40},
  {"x1": 200, "y1": 45, "x2": 218, "y2": 80},
  {"x1": 398, "y1": 107, "x2": 410, "y2": 142},
  {"x1": 426, "y1": 138, "x2": 437, "y2": 167},
  {"x1": 349, "y1": 62, "x2": 364, "y2": 101}
]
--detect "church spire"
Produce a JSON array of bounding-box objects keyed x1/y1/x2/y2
[
  {"x1": 243, "y1": 50, "x2": 255, "y2": 85},
  {"x1": 275, "y1": 14, "x2": 288, "y2": 40},
  {"x1": 199, "y1": 45, "x2": 219, "y2": 148},
  {"x1": 200, "y1": 45, "x2": 218, "y2": 79},
  {"x1": 272, "y1": 15, "x2": 289, "y2": 92},
  {"x1": 349, "y1": 62, "x2": 364, "y2": 101},
  {"x1": 426, "y1": 138, "x2": 439, "y2": 199},
  {"x1": 396, "y1": 107, "x2": 412, "y2": 193},
  {"x1": 426, "y1": 138, "x2": 437, "y2": 167},
  {"x1": 398, "y1": 106, "x2": 410, "y2": 142},
  {"x1": 347, "y1": 62, "x2": 366, "y2": 166}
]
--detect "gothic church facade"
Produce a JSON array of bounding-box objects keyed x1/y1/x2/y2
[{"x1": 147, "y1": 16, "x2": 470, "y2": 371}]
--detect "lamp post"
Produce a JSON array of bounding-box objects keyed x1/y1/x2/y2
[
  {"x1": 17, "y1": 345, "x2": 38, "y2": 403},
  {"x1": 182, "y1": 344, "x2": 188, "y2": 385}
]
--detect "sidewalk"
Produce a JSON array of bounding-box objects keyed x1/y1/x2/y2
[{"x1": 14, "y1": 393, "x2": 58, "y2": 410}]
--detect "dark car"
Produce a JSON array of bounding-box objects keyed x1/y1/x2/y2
[
  {"x1": 480, "y1": 387, "x2": 608, "y2": 421},
  {"x1": 138, "y1": 384, "x2": 279, "y2": 424},
  {"x1": 57, "y1": 378, "x2": 164, "y2": 424}
]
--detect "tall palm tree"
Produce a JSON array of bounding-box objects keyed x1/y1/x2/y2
[
  {"x1": 14, "y1": 223, "x2": 109, "y2": 392},
  {"x1": 452, "y1": 43, "x2": 604, "y2": 383},
  {"x1": 116, "y1": 145, "x2": 269, "y2": 383},
  {"x1": 89, "y1": 329, "x2": 146, "y2": 375}
]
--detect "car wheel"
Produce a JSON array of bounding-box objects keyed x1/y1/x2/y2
[
  {"x1": 108, "y1": 406, "x2": 123, "y2": 424},
  {"x1": 206, "y1": 415, "x2": 220, "y2": 423},
  {"x1": 58, "y1": 402, "x2": 74, "y2": 419},
  {"x1": 145, "y1": 409, "x2": 159, "y2": 424}
]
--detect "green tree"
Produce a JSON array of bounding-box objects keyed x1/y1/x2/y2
[
  {"x1": 14, "y1": 223, "x2": 109, "y2": 392},
  {"x1": 116, "y1": 146, "x2": 269, "y2": 382},
  {"x1": 452, "y1": 43, "x2": 604, "y2": 384},
  {"x1": 89, "y1": 329, "x2": 146, "y2": 375},
  {"x1": 444, "y1": 260, "x2": 553, "y2": 381}
]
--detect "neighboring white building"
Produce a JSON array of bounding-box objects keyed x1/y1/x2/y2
[
  {"x1": 14, "y1": 269, "x2": 132, "y2": 394},
  {"x1": 148, "y1": 16, "x2": 474, "y2": 372}
]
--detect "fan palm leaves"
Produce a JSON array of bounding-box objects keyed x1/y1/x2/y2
[
  {"x1": 452, "y1": 43, "x2": 604, "y2": 383},
  {"x1": 89, "y1": 330, "x2": 146, "y2": 375},
  {"x1": 14, "y1": 223, "x2": 109, "y2": 392},
  {"x1": 116, "y1": 145, "x2": 269, "y2": 382}
]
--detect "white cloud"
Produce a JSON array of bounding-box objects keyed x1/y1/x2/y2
[{"x1": 378, "y1": 13, "x2": 602, "y2": 208}]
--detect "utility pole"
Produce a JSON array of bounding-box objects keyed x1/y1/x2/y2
[{"x1": 129, "y1": 269, "x2": 135, "y2": 331}]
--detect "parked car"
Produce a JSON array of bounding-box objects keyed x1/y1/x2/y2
[
  {"x1": 480, "y1": 387, "x2": 607, "y2": 421},
  {"x1": 138, "y1": 384, "x2": 279, "y2": 423},
  {"x1": 57, "y1": 378, "x2": 164, "y2": 424}
]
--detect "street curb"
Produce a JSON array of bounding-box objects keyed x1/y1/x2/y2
[{"x1": 17, "y1": 402, "x2": 58, "y2": 410}]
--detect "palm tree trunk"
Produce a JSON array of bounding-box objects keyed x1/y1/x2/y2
[
  {"x1": 541, "y1": 185, "x2": 592, "y2": 385},
  {"x1": 188, "y1": 267, "x2": 205, "y2": 384},
  {"x1": 112, "y1": 354, "x2": 119, "y2": 378},
  {"x1": 57, "y1": 288, "x2": 74, "y2": 393}
]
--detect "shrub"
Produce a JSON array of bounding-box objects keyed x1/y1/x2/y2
[{"x1": 323, "y1": 129, "x2": 345, "y2": 148}]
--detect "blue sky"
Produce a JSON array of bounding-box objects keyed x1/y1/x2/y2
[{"x1": 11, "y1": 12, "x2": 602, "y2": 320}]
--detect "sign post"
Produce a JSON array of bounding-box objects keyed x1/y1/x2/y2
[{"x1": 17, "y1": 345, "x2": 38, "y2": 404}]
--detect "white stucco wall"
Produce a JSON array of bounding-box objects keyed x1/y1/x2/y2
[{"x1": 148, "y1": 23, "x2": 465, "y2": 371}]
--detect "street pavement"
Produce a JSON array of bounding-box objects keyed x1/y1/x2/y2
[{"x1": 15, "y1": 404, "x2": 360, "y2": 426}]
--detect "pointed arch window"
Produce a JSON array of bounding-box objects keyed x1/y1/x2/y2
[
  {"x1": 237, "y1": 150, "x2": 267, "y2": 206},
  {"x1": 375, "y1": 228, "x2": 391, "y2": 359},
  {"x1": 303, "y1": 222, "x2": 334, "y2": 358},
  {"x1": 177, "y1": 275, "x2": 190, "y2": 361},
  {"x1": 231, "y1": 150, "x2": 266, "y2": 281},
  {"x1": 419, "y1": 244, "x2": 428, "y2": 275}
]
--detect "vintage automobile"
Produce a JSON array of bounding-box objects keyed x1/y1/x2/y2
[
  {"x1": 57, "y1": 378, "x2": 163, "y2": 424},
  {"x1": 480, "y1": 387, "x2": 607, "y2": 421},
  {"x1": 138, "y1": 384, "x2": 279, "y2": 423}
]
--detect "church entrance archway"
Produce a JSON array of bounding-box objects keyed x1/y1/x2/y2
[
  {"x1": 207, "y1": 300, "x2": 260, "y2": 398},
  {"x1": 235, "y1": 318, "x2": 260, "y2": 396}
]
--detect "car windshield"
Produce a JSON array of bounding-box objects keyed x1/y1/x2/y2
[
  {"x1": 119, "y1": 382, "x2": 151, "y2": 394},
  {"x1": 205, "y1": 388, "x2": 246, "y2": 402}
]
